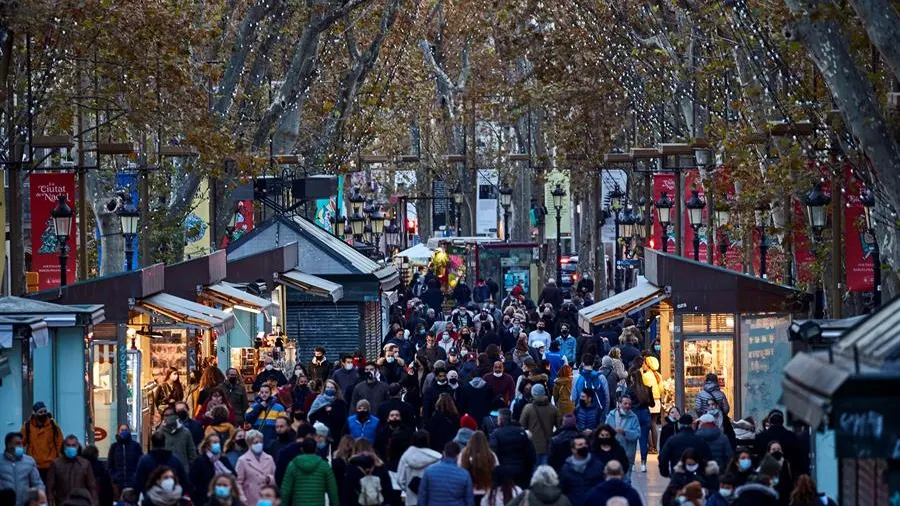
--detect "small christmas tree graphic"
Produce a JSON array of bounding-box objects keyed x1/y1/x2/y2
[{"x1": 38, "y1": 217, "x2": 59, "y2": 254}]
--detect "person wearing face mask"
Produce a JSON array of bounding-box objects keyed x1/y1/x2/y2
[
  {"x1": 658, "y1": 414, "x2": 712, "y2": 479},
  {"x1": 661, "y1": 448, "x2": 718, "y2": 506},
  {"x1": 732, "y1": 453, "x2": 782, "y2": 506},
  {"x1": 528, "y1": 321, "x2": 552, "y2": 350},
  {"x1": 765, "y1": 441, "x2": 793, "y2": 505},
  {"x1": 696, "y1": 413, "x2": 734, "y2": 471},
  {"x1": 46, "y1": 435, "x2": 96, "y2": 506},
  {"x1": 140, "y1": 467, "x2": 190, "y2": 506},
  {"x1": 558, "y1": 436, "x2": 605, "y2": 506},
  {"x1": 220, "y1": 369, "x2": 249, "y2": 426},
  {"x1": 251, "y1": 359, "x2": 289, "y2": 393},
  {"x1": 160, "y1": 410, "x2": 198, "y2": 470},
  {"x1": 345, "y1": 400, "x2": 379, "y2": 445},
  {"x1": 0, "y1": 431, "x2": 44, "y2": 506},
  {"x1": 659, "y1": 406, "x2": 682, "y2": 457},
  {"x1": 289, "y1": 372, "x2": 313, "y2": 413},
  {"x1": 308, "y1": 379, "x2": 348, "y2": 451},
  {"x1": 152, "y1": 368, "x2": 186, "y2": 417},
  {"x1": 236, "y1": 430, "x2": 275, "y2": 506},
  {"x1": 264, "y1": 417, "x2": 296, "y2": 460},
  {"x1": 377, "y1": 345, "x2": 407, "y2": 384},
  {"x1": 603, "y1": 396, "x2": 640, "y2": 483},
  {"x1": 189, "y1": 434, "x2": 236, "y2": 506},
  {"x1": 416, "y1": 333, "x2": 448, "y2": 369},
  {"x1": 589, "y1": 424, "x2": 630, "y2": 476},
  {"x1": 330, "y1": 355, "x2": 360, "y2": 397},
  {"x1": 350, "y1": 364, "x2": 390, "y2": 415},
  {"x1": 206, "y1": 474, "x2": 243, "y2": 506},
  {"x1": 755, "y1": 409, "x2": 807, "y2": 480},
  {"x1": 280, "y1": 437, "x2": 339, "y2": 506},
  {"x1": 253, "y1": 485, "x2": 280, "y2": 506},
  {"x1": 106, "y1": 424, "x2": 143, "y2": 495},
  {"x1": 374, "y1": 410, "x2": 413, "y2": 472},
  {"x1": 723, "y1": 451, "x2": 755, "y2": 487},
  {"x1": 482, "y1": 361, "x2": 515, "y2": 404},
  {"x1": 20, "y1": 402, "x2": 63, "y2": 482},
  {"x1": 306, "y1": 347, "x2": 332, "y2": 383},
  {"x1": 554, "y1": 326, "x2": 576, "y2": 365},
  {"x1": 706, "y1": 472, "x2": 739, "y2": 506},
  {"x1": 422, "y1": 368, "x2": 453, "y2": 422},
  {"x1": 224, "y1": 430, "x2": 248, "y2": 468}
]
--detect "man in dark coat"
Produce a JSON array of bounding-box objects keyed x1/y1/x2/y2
[
  {"x1": 376, "y1": 383, "x2": 418, "y2": 428},
  {"x1": 457, "y1": 376, "x2": 494, "y2": 423},
  {"x1": 754, "y1": 409, "x2": 809, "y2": 478},
  {"x1": 251, "y1": 357, "x2": 289, "y2": 392},
  {"x1": 133, "y1": 431, "x2": 190, "y2": 494},
  {"x1": 659, "y1": 414, "x2": 712, "y2": 478},
  {"x1": 584, "y1": 460, "x2": 643, "y2": 506},
  {"x1": 489, "y1": 409, "x2": 536, "y2": 488},
  {"x1": 558, "y1": 435, "x2": 606, "y2": 506},
  {"x1": 538, "y1": 279, "x2": 563, "y2": 309},
  {"x1": 548, "y1": 414, "x2": 580, "y2": 471}
]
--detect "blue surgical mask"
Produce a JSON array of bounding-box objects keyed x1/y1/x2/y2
[
  {"x1": 324, "y1": 388, "x2": 337, "y2": 396},
  {"x1": 317, "y1": 441, "x2": 328, "y2": 450},
  {"x1": 63, "y1": 447, "x2": 77, "y2": 459},
  {"x1": 119, "y1": 430, "x2": 131, "y2": 440},
  {"x1": 738, "y1": 458, "x2": 752, "y2": 471},
  {"x1": 654, "y1": 345, "x2": 661, "y2": 352},
  {"x1": 214, "y1": 484, "x2": 231, "y2": 498},
  {"x1": 13, "y1": 446, "x2": 25, "y2": 457},
  {"x1": 210, "y1": 442, "x2": 221, "y2": 455},
  {"x1": 257, "y1": 501, "x2": 274, "y2": 506}
]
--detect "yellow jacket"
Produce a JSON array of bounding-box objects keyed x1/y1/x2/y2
[
  {"x1": 21, "y1": 416, "x2": 63, "y2": 470},
  {"x1": 553, "y1": 376, "x2": 575, "y2": 416}
]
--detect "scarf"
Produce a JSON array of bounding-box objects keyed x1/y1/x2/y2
[
  {"x1": 144, "y1": 485, "x2": 183, "y2": 506},
  {"x1": 207, "y1": 451, "x2": 233, "y2": 475}
]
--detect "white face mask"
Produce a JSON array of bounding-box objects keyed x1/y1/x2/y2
[
  {"x1": 493, "y1": 372, "x2": 503, "y2": 378},
  {"x1": 719, "y1": 488, "x2": 733, "y2": 498},
  {"x1": 160, "y1": 477, "x2": 176, "y2": 491},
  {"x1": 344, "y1": 363, "x2": 354, "y2": 370},
  {"x1": 685, "y1": 463, "x2": 699, "y2": 472},
  {"x1": 265, "y1": 364, "x2": 274, "y2": 371}
]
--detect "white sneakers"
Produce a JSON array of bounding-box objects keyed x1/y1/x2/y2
[{"x1": 640, "y1": 463, "x2": 647, "y2": 472}]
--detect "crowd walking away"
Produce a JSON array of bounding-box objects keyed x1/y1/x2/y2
[{"x1": 0, "y1": 273, "x2": 839, "y2": 506}]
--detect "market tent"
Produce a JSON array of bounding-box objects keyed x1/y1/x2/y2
[
  {"x1": 577, "y1": 276, "x2": 666, "y2": 332},
  {"x1": 396, "y1": 243, "x2": 433, "y2": 262}
]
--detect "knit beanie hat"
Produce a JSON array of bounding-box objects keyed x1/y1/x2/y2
[
  {"x1": 531, "y1": 384, "x2": 547, "y2": 397},
  {"x1": 460, "y1": 413, "x2": 478, "y2": 431},
  {"x1": 454, "y1": 428, "x2": 474, "y2": 446},
  {"x1": 756, "y1": 453, "x2": 782, "y2": 480}
]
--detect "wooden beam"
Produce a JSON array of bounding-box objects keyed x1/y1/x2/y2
[
  {"x1": 768, "y1": 120, "x2": 814, "y2": 137},
  {"x1": 396, "y1": 154, "x2": 420, "y2": 163},
  {"x1": 508, "y1": 153, "x2": 530, "y2": 162},
  {"x1": 690, "y1": 138, "x2": 710, "y2": 149},
  {"x1": 444, "y1": 154, "x2": 466, "y2": 163},
  {"x1": 603, "y1": 152, "x2": 633, "y2": 163},
  {"x1": 31, "y1": 135, "x2": 74, "y2": 149},
  {"x1": 97, "y1": 142, "x2": 136, "y2": 155},
  {"x1": 744, "y1": 132, "x2": 769, "y2": 145},
  {"x1": 631, "y1": 147, "x2": 661, "y2": 159},
  {"x1": 360, "y1": 155, "x2": 391, "y2": 163},
  {"x1": 159, "y1": 145, "x2": 199, "y2": 157},
  {"x1": 658, "y1": 143, "x2": 694, "y2": 156},
  {"x1": 271, "y1": 154, "x2": 302, "y2": 164}
]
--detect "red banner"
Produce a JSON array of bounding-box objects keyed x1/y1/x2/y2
[
  {"x1": 30, "y1": 173, "x2": 76, "y2": 290},
  {"x1": 651, "y1": 173, "x2": 676, "y2": 252},
  {"x1": 220, "y1": 200, "x2": 255, "y2": 248},
  {"x1": 844, "y1": 170, "x2": 874, "y2": 292}
]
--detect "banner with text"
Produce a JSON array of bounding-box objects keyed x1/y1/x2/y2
[
  {"x1": 30, "y1": 172, "x2": 76, "y2": 290},
  {"x1": 844, "y1": 170, "x2": 874, "y2": 292}
]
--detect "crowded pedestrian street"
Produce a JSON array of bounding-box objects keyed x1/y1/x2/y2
[{"x1": 1, "y1": 1, "x2": 899, "y2": 506}]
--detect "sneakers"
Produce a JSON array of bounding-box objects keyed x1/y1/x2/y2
[{"x1": 641, "y1": 463, "x2": 647, "y2": 472}]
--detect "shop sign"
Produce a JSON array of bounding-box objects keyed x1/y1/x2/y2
[
  {"x1": 93, "y1": 427, "x2": 108, "y2": 442},
  {"x1": 30, "y1": 172, "x2": 77, "y2": 290},
  {"x1": 833, "y1": 397, "x2": 900, "y2": 459}
]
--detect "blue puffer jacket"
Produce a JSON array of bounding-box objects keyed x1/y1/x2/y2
[
  {"x1": 574, "y1": 401, "x2": 601, "y2": 433},
  {"x1": 418, "y1": 458, "x2": 475, "y2": 506},
  {"x1": 559, "y1": 454, "x2": 606, "y2": 506},
  {"x1": 571, "y1": 368, "x2": 609, "y2": 416},
  {"x1": 345, "y1": 413, "x2": 379, "y2": 445},
  {"x1": 556, "y1": 336, "x2": 577, "y2": 364},
  {"x1": 0, "y1": 453, "x2": 43, "y2": 506},
  {"x1": 107, "y1": 435, "x2": 143, "y2": 490}
]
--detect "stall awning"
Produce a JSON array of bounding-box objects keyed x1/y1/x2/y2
[
  {"x1": 201, "y1": 282, "x2": 278, "y2": 315},
  {"x1": 276, "y1": 270, "x2": 344, "y2": 302},
  {"x1": 137, "y1": 293, "x2": 235, "y2": 333},
  {"x1": 578, "y1": 276, "x2": 665, "y2": 332},
  {"x1": 0, "y1": 317, "x2": 49, "y2": 349}
]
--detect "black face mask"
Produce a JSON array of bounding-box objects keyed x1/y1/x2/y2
[
  {"x1": 233, "y1": 440, "x2": 247, "y2": 450},
  {"x1": 388, "y1": 420, "x2": 400, "y2": 427},
  {"x1": 228, "y1": 376, "x2": 239, "y2": 384},
  {"x1": 365, "y1": 372, "x2": 375, "y2": 382},
  {"x1": 771, "y1": 451, "x2": 784, "y2": 460},
  {"x1": 278, "y1": 431, "x2": 292, "y2": 442},
  {"x1": 575, "y1": 447, "x2": 589, "y2": 458},
  {"x1": 597, "y1": 437, "x2": 614, "y2": 447},
  {"x1": 36, "y1": 414, "x2": 49, "y2": 422},
  {"x1": 176, "y1": 411, "x2": 189, "y2": 421},
  {"x1": 357, "y1": 411, "x2": 370, "y2": 421}
]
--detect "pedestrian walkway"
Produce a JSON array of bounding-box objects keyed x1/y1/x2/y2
[{"x1": 631, "y1": 453, "x2": 667, "y2": 505}]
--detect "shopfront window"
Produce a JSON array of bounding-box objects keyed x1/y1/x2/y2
[
  {"x1": 682, "y1": 336, "x2": 734, "y2": 413},
  {"x1": 91, "y1": 342, "x2": 119, "y2": 456}
]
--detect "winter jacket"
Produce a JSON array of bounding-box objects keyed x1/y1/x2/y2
[
  {"x1": 552, "y1": 377, "x2": 575, "y2": 416},
  {"x1": 425, "y1": 413, "x2": 459, "y2": 453},
  {"x1": 245, "y1": 398, "x2": 287, "y2": 443},
  {"x1": 107, "y1": 436, "x2": 143, "y2": 490},
  {"x1": 548, "y1": 427, "x2": 580, "y2": 471},
  {"x1": 555, "y1": 336, "x2": 577, "y2": 365},
  {"x1": 0, "y1": 452, "x2": 43, "y2": 506},
  {"x1": 507, "y1": 484, "x2": 572, "y2": 506},
  {"x1": 280, "y1": 453, "x2": 339, "y2": 506},
  {"x1": 162, "y1": 426, "x2": 198, "y2": 470},
  {"x1": 659, "y1": 417, "x2": 678, "y2": 453},
  {"x1": 47, "y1": 456, "x2": 97, "y2": 506},
  {"x1": 574, "y1": 401, "x2": 600, "y2": 433},
  {"x1": 345, "y1": 413, "x2": 379, "y2": 445},
  {"x1": 458, "y1": 377, "x2": 494, "y2": 423},
  {"x1": 755, "y1": 424, "x2": 809, "y2": 479},
  {"x1": 189, "y1": 453, "x2": 236, "y2": 506},
  {"x1": 570, "y1": 368, "x2": 609, "y2": 417},
  {"x1": 733, "y1": 482, "x2": 780, "y2": 506},
  {"x1": 331, "y1": 367, "x2": 360, "y2": 395},
  {"x1": 538, "y1": 284, "x2": 563, "y2": 310},
  {"x1": 661, "y1": 461, "x2": 720, "y2": 506},
  {"x1": 341, "y1": 455, "x2": 399, "y2": 506},
  {"x1": 350, "y1": 380, "x2": 390, "y2": 415},
  {"x1": 658, "y1": 428, "x2": 712, "y2": 478},
  {"x1": 220, "y1": 380, "x2": 249, "y2": 424},
  {"x1": 397, "y1": 446, "x2": 442, "y2": 506},
  {"x1": 20, "y1": 416, "x2": 63, "y2": 470},
  {"x1": 418, "y1": 457, "x2": 474, "y2": 506},
  {"x1": 520, "y1": 396, "x2": 562, "y2": 454},
  {"x1": 308, "y1": 398, "x2": 348, "y2": 447},
  {"x1": 88, "y1": 458, "x2": 115, "y2": 506},
  {"x1": 617, "y1": 345, "x2": 641, "y2": 370},
  {"x1": 544, "y1": 351, "x2": 566, "y2": 385},
  {"x1": 695, "y1": 380, "x2": 731, "y2": 415},
  {"x1": 422, "y1": 383, "x2": 454, "y2": 422},
  {"x1": 306, "y1": 358, "x2": 333, "y2": 383},
  {"x1": 489, "y1": 425, "x2": 536, "y2": 489},
  {"x1": 596, "y1": 363, "x2": 618, "y2": 413},
  {"x1": 696, "y1": 425, "x2": 734, "y2": 470},
  {"x1": 590, "y1": 441, "x2": 631, "y2": 476},
  {"x1": 559, "y1": 455, "x2": 606, "y2": 506},
  {"x1": 376, "y1": 397, "x2": 418, "y2": 429},
  {"x1": 605, "y1": 409, "x2": 640, "y2": 462},
  {"x1": 482, "y1": 372, "x2": 516, "y2": 404},
  {"x1": 236, "y1": 450, "x2": 276, "y2": 506},
  {"x1": 133, "y1": 449, "x2": 190, "y2": 494},
  {"x1": 583, "y1": 479, "x2": 643, "y2": 506}
]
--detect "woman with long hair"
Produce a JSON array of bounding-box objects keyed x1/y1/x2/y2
[
  {"x1": 153, "y1": 368, "x2": 185, "y2": 415},
  {"x1": 789, "y1": 474, "x2": 837, "y2": 506},
  {"x1": 458, "y1": 431, "x2": 498, "y2": 505},
  {"x1": 140, "y1": 466, "x2": 190, "y2": 506},
  {"x1": 196, "y1": 387, "x2": 237, "y2": 427},
  {"x1": 308, "y1": 378, "x2": 348, "y2": 450},
  {"x1": 196, "y1": 366, "x2": 226, "y2": 410},
  {"x1": 552, "y1": 365, "x2": 575, "y2": 416},
  {"x1": 189, "y1": 433, "x2": 236, "y2": 506},
  {"x1": 223, "y1": 429, "x2": 247, "y2": 468},
  {"x1": 767, "y1": 439, "x2": 794, "y2": 505},
  {"x1": 342, "y1": 439, "x2": 400, "y2": 506},
  {"x1": 331, "y1": 435, "x2": 357, "y2": 506},
  {"x1": 481, "y1": 467, "x2": 522, "y2": 506},
  {"x1": 724, "y1": 449, "x2": 755, "y2": 488},
  {"x1": 661, "y1": 448, "x2": 718, "y2": 506},
  {"x1": 206, "y1": 473, "x2": 244, "y2": 506},
  {"x1": 425, "y1": 393, "x2": 460, "y2": 452}
]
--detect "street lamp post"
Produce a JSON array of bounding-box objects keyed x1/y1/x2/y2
[
  {"x1": 385, "y1": 221, "x2": 401, "y2": 256},
  {"x1": 371, "y1": 208, "x2": 385, "y2": 256},
  {"x1": 50, "y1": 196, "x2": 74, "y2": 287},
  {"x1": 551, "y1": 183, "x2": 566, "y2": 284},
  {"x1": 685, "y1": 190, "x2": 706, "y2": 262},
  {"x1": 499, "y1": 185, "x2": 513, "y2": 242},
  {"x1": 805, "y1": 183, "x2": 831, "y2": 318},
  {"x1": 755, "y1": 203, "x2": 770, "y2": 279},
  {"x1": 451, "y1": 183, "x2": 464, "y2": 236},
  {"x1": 618, "y1": 208, "x2": 636, "y2": 290},
  {"x1": 330, "y1": 215, "x2": 347, "y2": 239},
  {"x1": 861, "y1": 189, "x2": 881, "y2": 308},
  {"x1": 117, "y1": 196, "x2": 140, "y2": 271},
  {"x1": 610, "y1": 185, "x2": 624, "y2": 292},
  {"x1": 655, "y1": 192, "x2": 674, "y2": 254},
  {"x1": 715, "y1": 196, "x2": 730, "y2": 268}
]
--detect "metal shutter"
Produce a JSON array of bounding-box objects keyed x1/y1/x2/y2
[
  {"x1": 841, "y1": 458, "x2": 889, "y2": 506},
  {"x1": 286, "y1": 303, "x2": 362, "y2": 364},
  {"x1": 363, "y1": 301, "x2": 381, "y2": 360}
]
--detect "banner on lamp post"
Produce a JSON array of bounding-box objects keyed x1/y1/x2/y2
[
  {"x1": 30, "y1": 172, "x2": 76, "y2": 290},
  {"x1": 683, "y1": 169, "x2": 709, "y2": 261},
  {"x1": 651, "y1": 173, "x2": 676, "y2": 252},
  {"x1": 844, "y1": 169, "x2": 874, "y2": 292}
]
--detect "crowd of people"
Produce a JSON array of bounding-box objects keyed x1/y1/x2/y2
[{"x1": 0, "y1": 273, "x2": 839, "y2": 506}]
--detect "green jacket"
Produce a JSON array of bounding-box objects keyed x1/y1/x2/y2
[
  {"x1": 163, "y1": 426, "x2": 197, "y2": 470},
  {"x1": 280, "y1": 454, "x2": 338, "y2": 506}
]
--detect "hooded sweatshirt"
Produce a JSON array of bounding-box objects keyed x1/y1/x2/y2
[
  {"x1": 459, "y1": 377, "x2": 494, "y2": 422},
  {"x1": 280, "y1": 453, "x2": 339, "y2": 506},
  {"x1": 396, "y1": 446, "x2": 442, "y2": 506}
]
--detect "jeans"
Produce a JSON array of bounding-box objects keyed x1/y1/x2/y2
[
  {"x1": 536, "y1": 453, "x2": 548, "y2": 468},
  {"x1": 634, "y1": 406, "x2": 652, "y2": 463},
  {"x1": 649, "y1": 412, "x2": 660, "y2": 453}
]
